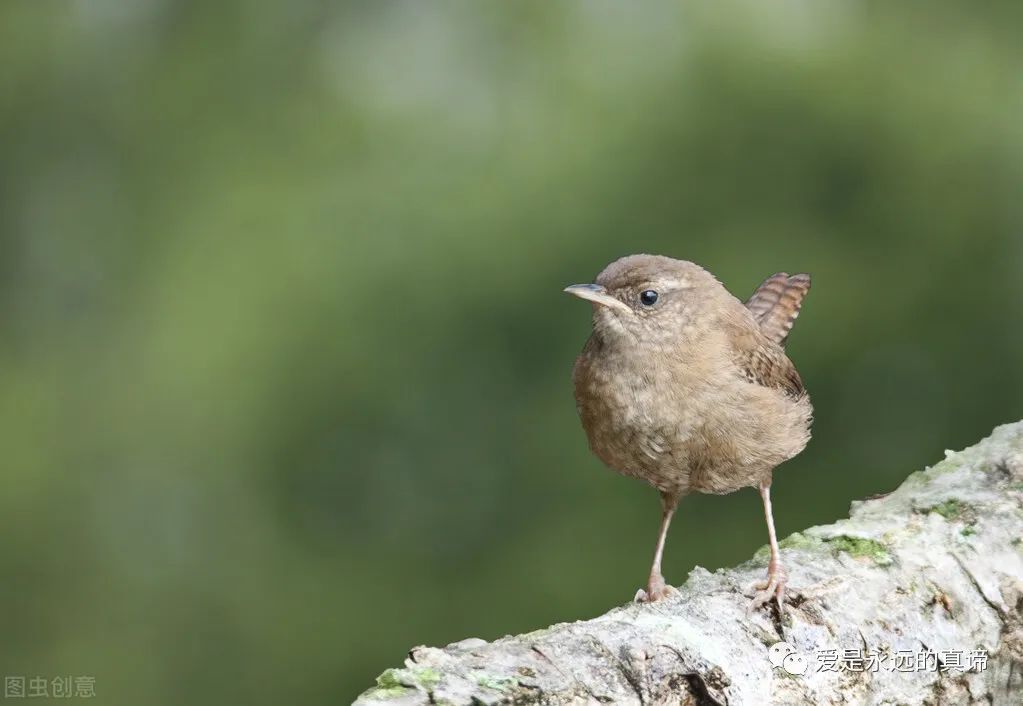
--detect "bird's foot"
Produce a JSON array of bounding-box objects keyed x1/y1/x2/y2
[
  {"x1": 634, "y1": 585, "x2": 679, "y2": 602},
  {"x1": 634, "y1": 575, "x2": 679, "y2": 603},
  {"x1": 747, "y1": 563, "x2": 788, "y2": 616}
]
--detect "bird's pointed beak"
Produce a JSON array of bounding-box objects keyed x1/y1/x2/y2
[{"x1": 563, "y1": 283, "x2": 632, "y2": 314}]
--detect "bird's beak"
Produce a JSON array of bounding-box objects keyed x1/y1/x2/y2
[{"x1": 563, "y1": 283, "x2": 632, "y2": 314}]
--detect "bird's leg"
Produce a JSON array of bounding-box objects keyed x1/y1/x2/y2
[
  {"x1": 634, "y1": 491, "x2": 680, "y2": 602},
  {"x1": 749, "y1": 480, "x2": 788, "y2": 614}
]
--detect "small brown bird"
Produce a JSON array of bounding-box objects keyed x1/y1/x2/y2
[{"x1": 565, "y1": 254, "x2": 812, "y2": 612}]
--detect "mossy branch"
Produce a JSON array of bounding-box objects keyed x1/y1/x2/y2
[{"x1": 355, "y1": 422, "x2": 1023, "y2": 705}]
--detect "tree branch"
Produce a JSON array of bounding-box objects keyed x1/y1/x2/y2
[{"x1": 355, "y1": 422, "x2": 1023, "y2": 705}]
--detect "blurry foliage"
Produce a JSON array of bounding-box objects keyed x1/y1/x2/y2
[{"x1": 0, "y1": 1, "x2": 1021, "y2": 704}]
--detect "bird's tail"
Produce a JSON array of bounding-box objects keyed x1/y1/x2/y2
[{"x1": 744, "y1": 272, "x2": 811, "y2": 346}]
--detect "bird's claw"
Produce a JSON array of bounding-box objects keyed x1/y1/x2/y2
[
  {"x1": 747, "y1": 564, "x2": 787, "y2": 616},
  {"x1": 634, "y1": 580, "x2": 679, "y2": 603}
]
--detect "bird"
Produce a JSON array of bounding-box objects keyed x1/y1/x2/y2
[{"x1": 564, "y1": 254, "x2": 812, "y2": 613}]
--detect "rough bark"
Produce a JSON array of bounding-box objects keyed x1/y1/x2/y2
[{"x1": 354, "y1": 421, "x2": 1023, "y2": 705}]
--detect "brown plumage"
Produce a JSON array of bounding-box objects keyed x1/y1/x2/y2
[
  {"x1": 745, "y1": 272, "x2": 811, "y2": 346},
  {"x1": 565, "y1": 254, "x2": 812, "y2": 612}
]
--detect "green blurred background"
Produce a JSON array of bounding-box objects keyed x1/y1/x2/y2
[{"x1": 1, "y1": 1, "x2": 1021, "y2": 703}]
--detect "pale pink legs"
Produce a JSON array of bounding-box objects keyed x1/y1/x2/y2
[
  {"x1": 749, "y1": 480, "x2": 787, "y2": 614},
  {"x1": 634, "y1": 492, "x2": 680, "y2": 602}
]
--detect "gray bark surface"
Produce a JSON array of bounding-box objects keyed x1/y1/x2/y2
[{"x1": 354, "y1": 421, "x2": 1023, "y2": 705}]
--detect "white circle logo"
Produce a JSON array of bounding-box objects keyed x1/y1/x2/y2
[
  {"x1": 782, "y1": 653, "x2": 809, "y2": 675},
  {"x1": 768, "y1": 641, "x2": 796, "y2": 668}
]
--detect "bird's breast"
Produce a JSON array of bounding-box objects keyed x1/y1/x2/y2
[
  {"x1": 572, "y1": 336, "x2": 810, "y2": 496},
  {"x1": 572, "y1": 342, "x2": 709, "y2": 492}
]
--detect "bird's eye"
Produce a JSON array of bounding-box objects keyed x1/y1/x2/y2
[{"x1": 640, "y1": 290, "x2": 658, "y2": 306}]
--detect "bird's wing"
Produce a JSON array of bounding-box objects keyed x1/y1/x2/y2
[
  {"x1": 730, "y1": 327, "x2": 806, "y2": 399},
  {"x1": 744, "y1": 272, "x2": 811, "y2": 347}
]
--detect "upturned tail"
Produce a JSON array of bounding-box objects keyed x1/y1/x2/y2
[{"x1": 744, "y1": 272, "x2": 811, "y2": 347}]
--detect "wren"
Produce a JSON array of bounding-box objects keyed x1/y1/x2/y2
[{"x1": 565, "y1": 254, "x2": 812, "y2": 612}]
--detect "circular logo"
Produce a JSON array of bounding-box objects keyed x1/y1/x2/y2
[
  {"x1": 768, "y1": 641, "x2": 796, "y2": 668},
  {"x1": 782, "y1": 653, "x2": 809, "y2": 675}
]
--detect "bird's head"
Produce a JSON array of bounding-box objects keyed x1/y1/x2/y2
[{"x1": 564, "y1": 254, "x2": 726, "y2": 345}]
